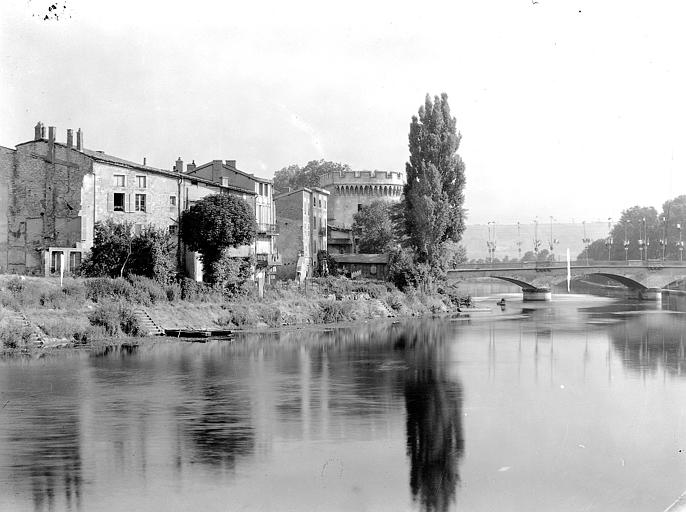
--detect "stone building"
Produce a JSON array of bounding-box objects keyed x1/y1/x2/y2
[
  {"x1": 318, "y1": 169, "x2": 405, "y2": 228},
  {"x1": 184, "y1": 159, "x2": 280, "y2": 279},
  {"x1": 274, "y1": 187, "x2": 329, "y2": 280},
  {"x1": 0, "y1": 122, "x2": 255, "y2": 276}
]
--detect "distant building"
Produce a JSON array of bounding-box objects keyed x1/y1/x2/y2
[
  {"x1": 0, "y1": 122, "x2": 255, "y2": 276},
  {"x1": 318, "y1": 169, "x2": 404, "y2": 228},
  {"x1": 184, "y1": 159, "x2": 280, "y2": 280},
  {"x1": 327, "y1": 225, "x2": 354, "y2": 254},
  {"x1": 329, "y1": 253, "x2": 389, "y2": 280},
  {"x1": 274, "y1": 187, "x2": 329, "y2": 279}
]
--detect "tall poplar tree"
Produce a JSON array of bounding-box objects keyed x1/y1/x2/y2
[{"x1": 401, "y1": 93, "x2": 466, "y2": 271}]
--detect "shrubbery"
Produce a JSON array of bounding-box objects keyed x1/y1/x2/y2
[{"x1": 88, "y1": 301, "x2": 143, "y2": 337}]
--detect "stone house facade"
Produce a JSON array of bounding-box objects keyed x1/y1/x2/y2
[
  {"x1": 0, "y1": 123, "x2": 255, "y2": 276},
  {"x1": 184, "y1": 159, "x2": 279, "y2": 279},
  {"x1": 274, "y1": 187, "x2": 329, "y2": 279}
]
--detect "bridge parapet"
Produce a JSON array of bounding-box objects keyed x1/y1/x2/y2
[{"x1": 448, "y1": 260, "x2": 686, "y2": 301}]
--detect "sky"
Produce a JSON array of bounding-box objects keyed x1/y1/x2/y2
[{"x1": 2, "y1": 0, "x2": 686, "y2": 225}]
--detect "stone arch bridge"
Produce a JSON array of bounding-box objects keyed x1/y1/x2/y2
[{"x1": 447, "y1": 260, "x2": 686, "y2": 301}]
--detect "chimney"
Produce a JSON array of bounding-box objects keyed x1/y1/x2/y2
[
  {"x1": 66, "y1": 129, "x2": 73, "y2": 148},
  {"x1": 34, "y1": 122, "x2": 44, "y2": 140},
  {"x1": 76, "y1": 128, "x2": 83, "y2": 151},
  {"x1": 186, "y1": 160, "x2": 196, "y2": 173},
  {"x1": 226, "y1": 159, "x2": 236, "y2": 168},
  {"x1": 175, "y1": 157, "x2": 183, "y2": 173},
  {"x1": 143, "y1": 157, "x2": 147, "y2": 166},
  {"x1": 48, "y1": 126, "x2": 56, "y2": 162}
]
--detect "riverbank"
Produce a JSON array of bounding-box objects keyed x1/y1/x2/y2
[{"x1": 0, "y1": 275, "x2": 467, "y2": 356}]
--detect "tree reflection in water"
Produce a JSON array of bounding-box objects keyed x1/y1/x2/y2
[
  {"x1": 3, "y1": 370, "x2": 82, "y2": 512},
  {"x1": 608, "y1": 309, "x2": 686, "y2": 377},
  {"x1": 175, "y1": 355, "x2": 255, "y2": 469},
  {"x1": 398, "y1": 325, "x2": 465, "y2": 512}
]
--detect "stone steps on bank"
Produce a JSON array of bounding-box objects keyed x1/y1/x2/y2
[
  {"x1": 132, "y1": 308, "x2": 165, "y2": 336},
  {"x1": 0, "y1": 308, "x2": 45, "y2": 345}
]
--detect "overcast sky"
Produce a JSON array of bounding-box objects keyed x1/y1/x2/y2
[{"x1": 2, "y1": 0, "x2": 686, "y2": 225}]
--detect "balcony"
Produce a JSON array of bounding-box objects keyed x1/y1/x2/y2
[
  {"x1": 256, "y1": 253, "x2": 283, "y2": 267},
  {"x1": 257, "y1": 223, "x2": 278, "y2": 235}
]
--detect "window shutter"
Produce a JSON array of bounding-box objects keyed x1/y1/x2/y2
[
  {"x1": 127, "y1": 194, "x2": 131, "y2": 212},
  {"x1": 107, "y1": 193, "x2": 112, "y2": 211}
]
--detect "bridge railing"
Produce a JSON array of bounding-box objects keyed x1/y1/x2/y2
[{"x1": 453, "y1": 259, "x2": 686, "y2": 271}]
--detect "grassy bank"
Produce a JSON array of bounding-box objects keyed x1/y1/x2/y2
[{"x1": 0, "y1": 274, "x2": 466, "y2": 354}]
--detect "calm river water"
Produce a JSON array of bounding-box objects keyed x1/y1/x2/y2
[{"x1": 2, "y1": 293, "x2": 686, "y2": 512}]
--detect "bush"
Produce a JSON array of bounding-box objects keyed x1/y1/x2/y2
[
  {"x1": 0, "y1": 321, "x2": 34, "y2": 348},
  {"x1": 319, "y1": 300, "x2": 355, "y2": 323},
  {"x1": 88, "y1": 301, "x2": 143, "y2": 337},
  {"x1": 86, "y1": 278, "x2": 136, "y2": 303},
  {"x1": 127, "y1": 275, "x2": 168, "y2": 305}
]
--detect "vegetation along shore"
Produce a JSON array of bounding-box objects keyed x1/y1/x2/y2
[{"x1": 0, "y1": 274, "x2": 467, "y2": 356}]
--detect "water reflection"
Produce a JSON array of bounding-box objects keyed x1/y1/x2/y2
[
  {"x1": 397, "y1": 325, "x2": 465, "y2": 512},
  {"x1": 608, "y1": 311, "x2": 686, "y2": 377},
  {"x1": 1, "y1": 367, "x2": 83, "y2": 511}
]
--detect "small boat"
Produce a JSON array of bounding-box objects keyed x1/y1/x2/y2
[
  {"x1": 496, "y1": 298, "x2": 507, "y2": 307},
  {"x1": 165, "y1": 329, "x2": 234, "y2": 339}
]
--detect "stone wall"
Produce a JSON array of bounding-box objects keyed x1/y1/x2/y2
[
  {"x1": 0, "y1": 146, "x2": 13, "y2": 272},
  {"x1": 275, "y1": 190, "x2": 307, "y2": 279},
  {"x1": 9, "y1": 139, "x2": 93, "y2": 274},
  {"x1": 318, "y1": 170, "x2": 404, "y2": 227}
]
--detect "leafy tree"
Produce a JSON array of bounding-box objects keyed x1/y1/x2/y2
[
  {"x1": 273, "y1": 160, "x2": 351, "y2": 193},
  {"x1": 442, "y1": 242, "x2": 467, "y2": 268},
  {"x1": 128, "y1": 226, "x2": 177, "y2": 284},
  {"x1": 577, "y1": 238, "x2": 610, "y2": 261},
  {"x1": 399, "y1": 93, "x2": 467, "y2": 283},
  {"x1": 180, "y1": 194, "x2": 256, "y2": 284},
  {"x1": 81, "y1": 220, "x2": 178, "y2": 281},
  {"x1": 352, "y1": 200, "x2": 396, "y2": 253},
  {"x1": 607, "y1": 206, "x2": 659, "y2": 260},
  {"x1": 660, "y1": 195, "x2": 686, "y2": 260},
  {"x1": 80, "y1": 219, "x2": 135, "y2": 278}
]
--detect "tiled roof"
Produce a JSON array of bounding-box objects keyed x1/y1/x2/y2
[
  {"x1": 191, "y1": 161, "x2": 273, "y2": 184},
  {"x1": 330, "y1": 253, "x2": 389, "y2": 264},
  {"x1": 15, "y1": 139, "x2": 255, "y2": 195},
  {"x1": 81, "y1": 149, "x2": 256, "y2": 195}
]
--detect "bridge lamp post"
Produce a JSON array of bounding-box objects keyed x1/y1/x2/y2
[
  {"x1": 661, "y1": 216, "x2": 668, "y2": 261},
  {"x1": 582, "y1": 220, "x2": 591, "y2": 265},
  {"x1": 623, "y1": 222, "x2": 629, "y2": 261},
  {"x1": 534, "y1": 219, "x2": 540, "y2": 259},
  {"x1": 678, "y1": 224, "x2": 683, "y2": 262},
  {"x1": 516, "y1": 221, "x2": 522, "y2": 261},
  {"x1": 605, "y1": 236, "x2": 613, "y2": 261}
]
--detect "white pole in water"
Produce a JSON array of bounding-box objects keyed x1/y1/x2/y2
[{"x1": 566, "y1": 248, "x2": 571, "y2": 293}]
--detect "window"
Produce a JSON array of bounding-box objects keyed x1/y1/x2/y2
[
  {"x1": 265, "y1": 184, "x2": 269, "y2": 196},
  {"x1": 114, "y1": 175, "x2": 125, "y2": 187},
  {"x1": 50, "y1": 251, "x2": 63, "y2": 274},
  {"x1": 318, "y1": 199, "x2": 321, "y2": 208},
  {"x1": 135, "y1": 194, "x2": 146, "y2": 212},
  {"x1": 221, "y1": 177, "x2": 229, "y2": 187},
  {"x1": 169, "y1": 225, "x2": 178, "y2": 235},
  {"x1": 137, "y1": 175, "x2": 147, "y2": 188},
  {"x1": 324, "y1": 199, "x2": 326, "y2": 209},
  {"x1": 69, "y1": 252, "x2": 82, "y2": 272},
  {"x1": 114, "y1": 193, "x2": 125, "y2": 211},
  {"x1": 170, "y1": 195, "x2": 177, "y2": 206},
  {"x1": 312, "y1": 197, "x2": 316, "y2": 206},
  {"x1": 259, "y1": 183, "x2": 264, "y2": 195},
  {"x1": 357, "y1": 203, "x2": 363, "y2": 211}
]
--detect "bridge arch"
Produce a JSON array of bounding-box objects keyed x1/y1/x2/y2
[{"x1": 586, "y1": 273, "x2": 647, "y2": 291}]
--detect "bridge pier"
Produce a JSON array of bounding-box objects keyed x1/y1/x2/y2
[
  {"x1": 639, "y1": 288, "x2": 663, "y2": 301},
  {"x1": 522, "y1": 288, "x2": 552, "y2": 302}
]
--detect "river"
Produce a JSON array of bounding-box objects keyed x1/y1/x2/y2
[{"x1": 1, "y1": 293, "x2": 686, "y2": 511}]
